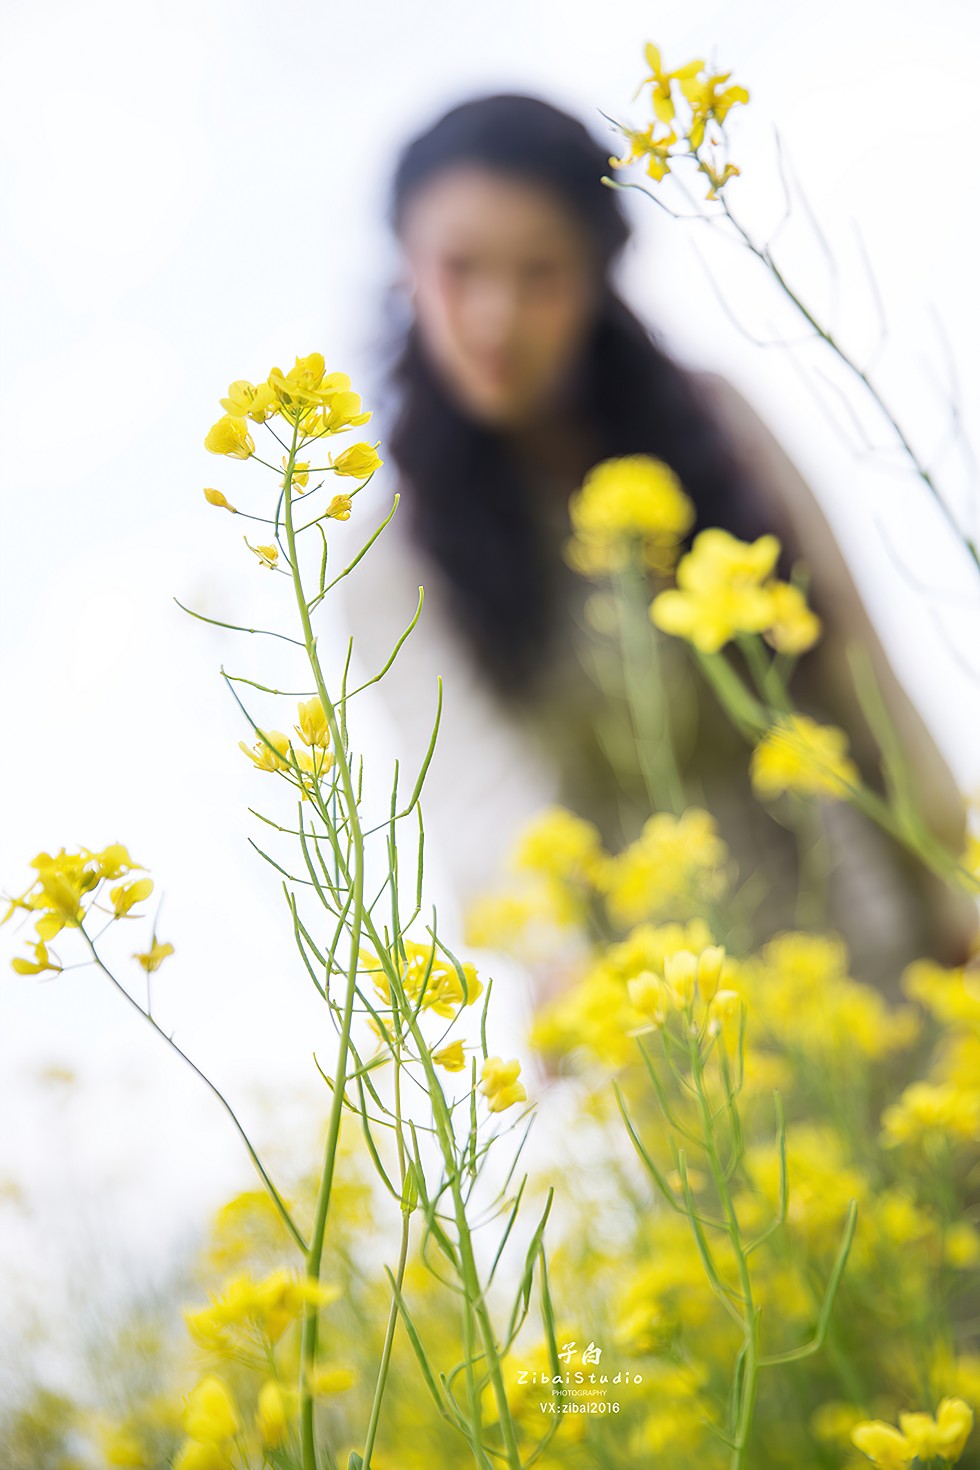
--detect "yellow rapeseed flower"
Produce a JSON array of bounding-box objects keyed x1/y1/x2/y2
[
  {"x1": 480, "y1": 1056, "x2": 527, "y2": 1113},
  {"x1": 626, "y1": 969, "x2": 670, "y2": 1026},
  {"x1": 255, "y1": 1380, "x2": 290, "y2": 1449},
  {"x1": 650, "y1": 528, "x2": 782, "y2": 651},
  {"x1": 184, "y1": 1270, "x2": 340, "y2": 1353},
  {"x1": 133, "y1": 938, "x2": 174, "y2": 973},
  {"x1": 596, "y1": 807, "x2": 729, "y2": 926},
  {"x1": 638, "y1": 43, "x2": 705, "y2": 124},
  {"x1": 109, "y1": 877, "x2": 154, "y2": 918},
  {"x1": 514, "y1": 806, "x2": 606, "y2": 888},
  {"x1": 363, "y1": 939, "x2": 483, "y2": 1019},
  {"x1": 326, "y1": 493, "x2": 353, "y2": 520},
  {"x1": 899, "y1": 1398, "x2": 974, "y2": 1461},
  {"x1": 173, "y1": 1441, "x2": 232, "y2": 1470},
  {"x1": 565, "y1": 455, "x2": 695, "y2": 576},
  {"x1": 204, "y1": 415, "x2": 254, "y2": 459},
  {"x1": 608, "y1": 123, "x2": 677, "y2": 182},
  {"x1": 433, "y1": 1040, "x2": 467, "y2": 1072},
  {"x1": 750, "y1": 714, "x2": 859, "y2": 800},
  {"x1": 881, "y1": 1081, "x2": 980, "y2": 1149},
  {"x1": 11, "y1": 939, "x2": 62, "y2": 976},
  {"x1": 182, "y1": 1374, "x2": 239, "y2": 1442},
  {"x1": 308, "y1": 1365, "x2": 356, "y2": 1396},
  {"x1": 203, "y1": 487, "x2": 237, "y2": 513},
  {"x1": 678, "y1": 70, "x2": 750, "y2": 150},
  {"x1": 330, "y1": 441, "x2": 383, "y2": 479},
  {"x1": 249, "y1": 540, "x2": 279, "y2": 570},
  {"x1": 295, "y1": 696, "x2": 330, "y2": 749},
  {"x1": 303, "y1": 389, "x2": 373, "y2": 440},
  {"x1": 239, "y1": 730, "x2": 292, "y2": 773},
  {"x1": 763, "y1": 578, "x2": 821, "y2": 654},
  {"x1": 851, "y1": 1419, "x2": 914, "y2": 1469},
  {"x1": 852, "y1": 1398, "x2": 973, "y2": 1468},
  {"x1": 93, "y1": 843, "x2": 142, "y2": 879},
  {"x1": 220, "y1": 379, "x2": 278, "y2": 423}
]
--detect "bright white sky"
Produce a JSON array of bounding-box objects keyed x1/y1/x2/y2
[{"x1": 2, "y1": 0, "x2": 980, "y2": 1394}]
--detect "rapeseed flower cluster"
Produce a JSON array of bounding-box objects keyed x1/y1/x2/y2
[
  {"x1": 852, "y1": 1397, "x2": 973, "y2": 1467},
  {"x1": 3, "y1": 843, "x2": 172, "y2": 978},
  {"x1": 238, "y1": 696, "x2": 335, "y2": 801},
  {"x1": 608, "y1": 42, "x2": 749, "y2": 200},
  {"x1": 205, "y1": 353, "x2": 381, "y2": 477},
  {"x1": 650, "y1": 528, "x2": 821, "y2": 655},
  {"x1": 564, "y1": 454, "x2": 695, "y2": 575}
]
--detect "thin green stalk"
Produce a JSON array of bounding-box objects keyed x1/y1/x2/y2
[
  {"x1": 79, "y1": 930, "x2": 307, "y2": 1254},
  {"x1": 277, "y1": 419, "x2": 370, "y2": 1470},
  {"x1": 614, "y1": 555, "x2": 685, "y2": 814}
]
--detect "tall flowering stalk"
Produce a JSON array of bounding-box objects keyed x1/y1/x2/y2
[
  {"x1": 614, "y1": 945, "x2": 856, "y2": 1469},
  {"x1": 603, "y1": 44, "x2": 980, "y2": 579},
  {"x1": 4, "y1": 353, "x2": 562, "y2": 1470}
]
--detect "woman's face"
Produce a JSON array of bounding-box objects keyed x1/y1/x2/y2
[{"x1": 398, "y1": 165, "x2": 601, "y2": 430}]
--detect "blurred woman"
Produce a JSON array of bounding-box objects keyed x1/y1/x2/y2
[{"x1": 342, "y1": 92, "x2": 977, "y2": 994}]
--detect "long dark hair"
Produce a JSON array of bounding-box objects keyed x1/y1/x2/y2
[{"x1": 383, "y1": 93, "x2": 773, "y2": 703}]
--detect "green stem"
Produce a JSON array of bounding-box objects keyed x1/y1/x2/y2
[
  {"x1": 276, "y1": 418, "x2": 369, "y2": 1470},
  {"x1": 718, "y1": 197, "x2": 980, "y2": 576},
  {"x1": 79, "y1": 930, "x2": 307, "y2": 1253},
  {"x1": 689, "y1": 1039, "x2": 758, "y2": 1468},
  {"x1": 614, "y1": 554, "x2": 685, "y2": 814},
  {"x1": 362, "y1": 1049, "x2": 411, "y2": 1468}
]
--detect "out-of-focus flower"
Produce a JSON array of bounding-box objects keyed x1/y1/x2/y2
[
  {"x1": 851, "y1": 1419, "x2": 914, "y2": 1469},
  {"x1": 899, "y1": 1397, "x2": 974, "y2": 1461},
  {"x1": 307, "y1": 1366, "x2": 356, "y2": 1396},
  {"x1": 608, "y1": 123, "x2": 677, "y2": 181},
  {"x1": 702, "y1": 158, "x2": 741, "y2": 200},
  {"x1": 597, "y1": 807, "x2": 729, "y2": 926},
  {"x1": 852, "y1": 1398, "x2": 973, "y2": 1468},
  {"x1": 133, "y1": 938, "x2": 174, "y2": 973},
  {"x1": 184, "y1": 1270, "x2": 339, "y2": 1354},
  {"x1": 173, "y1": 1440, "x2": 232, "y2": 1470},
  {"x1": 11, "y1": 938, "x2": 62, "y2": 976},
  {"x1": 638, "y1": 44, "x2": 705, "y2": 124},
  {"x1": 679, "y1": 70, "x2": 750, "y2": 149},
  {"x1": 515, "y1": 807, "x2": 606, "y2": 888},
  {"x1": 565, "y1": 455, "x2": 695, "y2": 576},
  {"x1": 750, "y1": 714, "x2": 859, "y2": 800},
  {"x1": 650, "y1": 528, "x2": 783, "y2": 651},
  {"x1": 881, "y1": 1081, "x2": 980, "y2": 1149},
  {"x1": 763, "y1": 579, "x2": 821, "y2": 654},
  {"x1": 109, "y1": 878, "x2": 154, "y2": 918},
  {"x1": 255, "y1": 1379, "x2": 290, "y2": 1448},
  {"x1": 182, "y1": 1374, "x2": 239, "y2": 1442}
]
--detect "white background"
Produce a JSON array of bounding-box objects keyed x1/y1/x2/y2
[{"x1": 2, "y1": 0, "x2": 979, "y2": 1396}]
